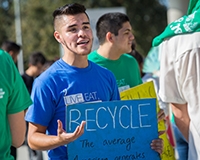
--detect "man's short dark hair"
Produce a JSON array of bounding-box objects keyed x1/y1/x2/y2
[
  {"x1": 53, "y1": 3, "x2": 89, "y2": 30},
  {"x1": 29, "y1": 51, "x2": 46, "y2": 66},
  {"x1": 1, "y1": 40, "x2": 21, "y2": 53},
  {"x1": 96, "y1": 12, "x2": 130, "y2": 45}
]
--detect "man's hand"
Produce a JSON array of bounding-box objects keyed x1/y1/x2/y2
[
  {"x1": 157, "y1": 109, "x2": 165, "y2": 122},
  {"x1": 151, "y1": 138, "x2": 164, "y2": 155},
  {"x1": 57, "y1": 120, "x2": 86, "y2": 145}
]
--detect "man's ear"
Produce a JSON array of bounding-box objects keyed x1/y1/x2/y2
[
  {"x1": 54, "y1": 31, "x2": 62, "y2": 43},
  {"x1": 106, "y1": 32, "x2": 114, "y2": 43},
  {"x1": 9, "y1": 51, "x2": 14, "y2": 57}
]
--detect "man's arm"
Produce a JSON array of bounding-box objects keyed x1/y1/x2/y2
[
  {"x1": 171, "y1": 103, "x2": 190, "y2": 141},
  {"x1": 8, "y1": 111, "x2": 26, "y2": 148},
  {"x1": 27, "y1": 120, "x2": 86, "y2": 150}
]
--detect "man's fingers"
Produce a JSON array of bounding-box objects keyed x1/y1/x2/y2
[
  {"x1": 151, "y1": 139, "x2": 164, "y2": 154},
  {"x1": 74, "y1": 121, "x2": 86, "y2": 136},
  {"x1": 57, "y1": 119, "x2": 64, "y2": 134},
  {"x1": 158, "y1": 109, "x2": 165, "y2": 122},
  {"x1": 71, "y1": 121, "x2": 86, "y2": 142}
]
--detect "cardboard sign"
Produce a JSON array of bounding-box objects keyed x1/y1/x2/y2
[
  {"x1": 120, "y1": 81, "x2": 175, "y2": 160},
  {"x1": 66, "y1": 99, "x2": 160, "y2": 160}
]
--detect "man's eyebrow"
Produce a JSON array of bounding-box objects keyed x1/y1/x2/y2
[
  {"x1": 68, "y1": 21, "x2": 90, "y2": 28},
  {"x1": 124, "y1": 28, "x2": 132, "y2": 32},
  {"x1": 83, "y1": 22, "x2": 90, "y2": 25},
  {"x1": 68, "y1": 24, "x2": 77, "y2": 28},
  {"x1": 122, "y1": 28, "x2": 133, "y2": 34}
]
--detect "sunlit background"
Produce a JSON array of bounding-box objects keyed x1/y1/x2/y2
[{"x1": 0, "y1": 0, "x2": 189, "y2": 73}]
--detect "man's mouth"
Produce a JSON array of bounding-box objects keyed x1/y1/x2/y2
[{"x1": 77, "y1": 40, "x2": 89, "y2": 45}]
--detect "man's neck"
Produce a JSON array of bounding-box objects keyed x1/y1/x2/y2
[
  {"x1": 25, "y1": 67, "x2": 36, "y2": 77},
  {"x1": 62, "y1": 53, "x2": 88, "y2": 68},
  {"x1": 97, "y1": 44, "x2": 122, "y2": 60}
]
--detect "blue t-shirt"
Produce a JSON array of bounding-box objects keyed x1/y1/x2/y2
[{"x1": 25, "y1": 59, "x2": 120, "y2": 159}]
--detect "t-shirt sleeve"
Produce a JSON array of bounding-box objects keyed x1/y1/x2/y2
[
  {"x1": 25, "y1": 79, "x2": 55, "y2": 126},
  {"x1": 7, "y1": 56, "x2": 32, "y2": 114}
]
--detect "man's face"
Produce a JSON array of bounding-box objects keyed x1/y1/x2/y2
[
  {"x1": 54, "y1": 13, "x2": 93, "y2": 56},
  {"x1": 113, "y1": 21, "x2": 134, "y2": 54}
]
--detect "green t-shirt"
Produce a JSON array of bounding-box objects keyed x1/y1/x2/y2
[
  {"x1": 0, "y1": 50, "x2": 32, "y2": 160},
  {"x1": 88, "y1": 50, "x2": 143, "y2": 92},
  {"x1": 152, "y1": 0, "x2": 200, "y2": 46}
]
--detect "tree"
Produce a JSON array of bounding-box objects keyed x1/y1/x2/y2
[
  {"x1": 0, "y1": 0, "x2": 16, "y2": 44},
  {"x1": 0, "y1": 0, "x2": 167, "y2": 69},
  {"x1": 20, "y1": 0, "x2": 63, "y2": 68},
  {"x1": 125, "y1": 0, "x2": 167, "y2": 55}
]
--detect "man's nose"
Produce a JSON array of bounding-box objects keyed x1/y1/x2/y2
[
  {"x1": 130, "y1": 33, "x2": 135, "y2": 40},
  {"x1": 78, "y1": 29, "x2": 86, "y2": 37}
]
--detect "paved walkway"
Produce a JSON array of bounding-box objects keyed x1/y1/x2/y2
[{"x1": 17, "y1": 145, "x2": 48, "y2": 160}]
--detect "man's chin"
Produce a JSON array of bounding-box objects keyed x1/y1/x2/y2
[
  {"x1": 79, "y1": 49, "x2": 91, "y2": 56},
  {"x1": 127, "y1": 48, "x2": 132, "y2": 53},
  {"x1": 81, "y1": 53, "x2": 90, "y2": 56}
]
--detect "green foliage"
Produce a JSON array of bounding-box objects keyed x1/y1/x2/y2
[
  {"x1": 125, "y1": 0, "x2": 167, "y2": 55},
  {"x1": 0, "y1": 1, "x2": 15, "y2": 43},
  {"x1": 0, "y1": 0, "x2": 167, "y2": 69},
  {"x1": 20, "y1": 0, "x2": 63, "y2": 68}
]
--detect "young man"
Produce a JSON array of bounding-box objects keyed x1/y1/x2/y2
[
  {"x1": 25, "y1": 3, "x2": 120, "y2": 160},
  {"x1": 88, "y1": 12, "x2": 165, "y2": 125},
  {"x1": 152, "y1": 0, "x2": 200, "y2": 159},
  {"x1": 1, "y1": 40, "x2": 21, "y2": 63},
  {"x1": 22, "y1": 51, "x2": 46, "y2": 94},
  {"x1": 88, "y1": 12, "x2": 143, "y2": 93},
  {"x1": 88, "y1": 11, "x2": 164, "y2": 154},
  {"x1": 0, "y1": 49, "x2": 32, "y2": 160},
  {"x1": 25, "y1": 3, "x2": 163, "y2": 160}
]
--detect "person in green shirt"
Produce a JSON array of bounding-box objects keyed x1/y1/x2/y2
[
  {"x1": 88, "y1": 12, "x2": 142, "y2": 93},
  {"x1": 0, "y1": 49, "x2": 32, "y2": 160},
  {"x1": 1, "y1": 40, "x2": 22, "y2": 160},
  {"x1": 88, "y1": 12, "x2": 165, "y2": 156}
]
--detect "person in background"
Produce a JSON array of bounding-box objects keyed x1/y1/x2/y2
[
  {"x1": 1, "y1": 40, "x2": 22, "y2": 160},
  {"x1": 127, "y1": 43, "x2": 145, "y2": 78},
  {"x1": 22, "y1": 51, "x2": 46, "y2": 94},
  {"x1": 88, "y1": 12, "x2": 164, "y2": 154},
  {"x1": 143, "y1": 47, "x2": 188, "y2": 160},
  {"x1": 1, "y1": 40, "x2": 21, "y2": 63},
  {"x1": 88, "y1": 12, "x2": 165, "y2": 122},
  {"x1": 42, "y1": 60, "x2": 55, "y2": 72},
  {"x1": 88, "y1": 12, "x2": 142, "y2": 93},
  {"x1": 152, "y1": 0, "x2": 200, "y2": 159},
  {"x1": 21, "y1": 51, "x2": 46, "y2": 160},
  {"x1": 0, "y1": 49, "x2": 32, "y2": 160},
  {"x1": 132, "y1": 44, "x2": 188, "y2": 159}
]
